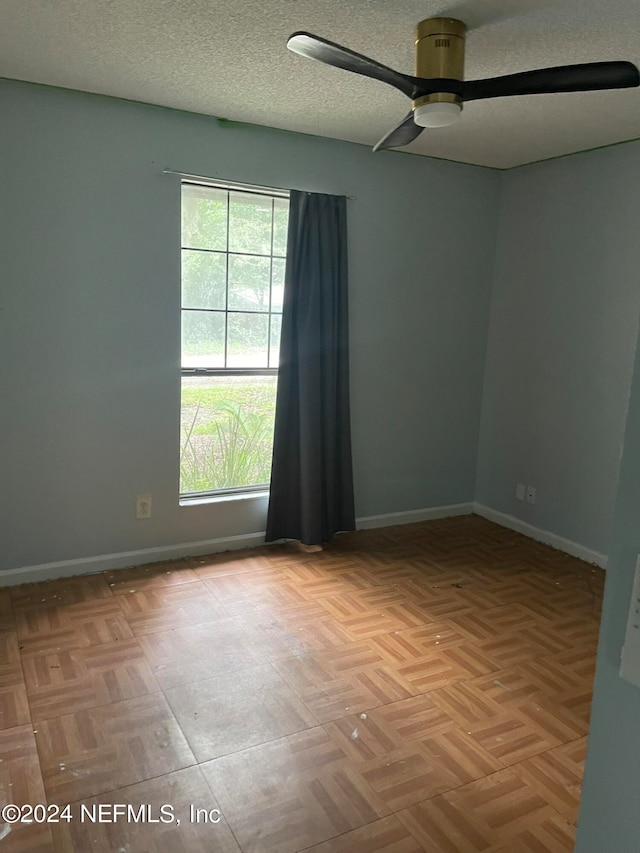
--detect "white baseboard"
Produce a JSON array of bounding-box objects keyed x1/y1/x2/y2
[
  {"x1": 0, "y1": 532, "x2": 267, "y2": 588},
  {"x1": 356, "y1": 502, "x2": 474, "y2": 530},
  {"x1": 1, "y1": 500, "x2": 604, "y2": 587},
  {"x1": 473, "y1": 502, "x2": 608, "y2": 569},
  {"x1": 0, "y1": 503, "x2": 473, "y2": 587},
  {"x1": 0, "y1": 503, "x2": 475, "y2": 587}
]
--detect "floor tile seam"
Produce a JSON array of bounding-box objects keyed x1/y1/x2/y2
[
  {"x1": 137, "y1": 654, "x2": 268, "y2": 692},
  {"x1": 320, "y1": 714, "x2": 504, "y2": 777},
  {"x1": 23, "y1": 678, "x2": 172, "y2": 725},
  {"x1": 196, "y1": 752, "x2": 300, "y2": 853},
  {"x1": 113, "y1": 605, "x2": 236, "y2": 634},
  {"x1": 9, "y1": 579, "x2": 117, "y2": 610},
  {"x1": 12, "y1": 622, "x2": 33, "y2": 728},
  {"x1": 106, "y1": 576, "x2": 202, "y2": 595},
  {"x1": 17, "y1": 637, "x2": 153, "y2": 669},
  {"x1": 19, "y1": 632, "x2": 152, "y2": 657},
  {"x1": 157, "y1": 657, "x2": 298, "y2": 700},
  {"x1": 26, "y1": 688, "x2": 203, "y2": 751},
  {"x1": 0, "y1": 719, "x2": 38, "y2": 738},
  {"x1": 0, "y1": 660, "x2": 34, "y2": 732},
  {"x1": 291, "y1": 814, "x2": 423, "y2": 853},
  {"x1": 195, "y1": 722, "x2": 332, "y2": 770},
  {"x1": 290, "y1": 594, "x2": 468, "y2": 638},
  {"x1": 13, "y1": 597, "x2": 133, "y2": 628},
  {"x1": 509, "y1": 745, "x2": 586, "y2": 818},
  {"x1": 193, "y1": 566, "x2": 275, "y2": 583},
  {"x1": 157, "y1": 658, "x2": 325, "y2": 757},
  {"x1": 362, "y1": 760, "x2": 538, "y2": 825},
  {"x1": 273, "y1": 655, "x2": 465, "y2": 720},
  {"x1": 270, "y1": 641, "x2": 430, "y2": 699},
  {"x1": 39, "y1": 762, "x2": 203, "y2": 809},
  {"x1": 0, "y1": 603, "x2": 19, "y2": 635},
  {"x1": 385, "y1": 761, "x2": 575, "y2": 818},
  {"x1": 353, "y1": 686, "x2": 448, "y2": 720},
  {"x1": 468, "y1": 725, "x2": 584, "y2": 772},
  {"x1": 394, "y1": 793, "x2": 576, "y2": 850},
  {"x1": 111, "y1": 581, "x2": 231, "y2": 610},
  {"x1": 542, "y1": 735, "x2": 589, "y2": 760}
]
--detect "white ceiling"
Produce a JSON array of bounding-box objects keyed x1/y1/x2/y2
[{"x1": 2, "y1": 0, "x2": 640, "y2": 168}]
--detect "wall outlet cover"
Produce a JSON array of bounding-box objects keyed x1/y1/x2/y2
[{"x1": 136, "y1": 494, "x2": 152, "y2": 519}]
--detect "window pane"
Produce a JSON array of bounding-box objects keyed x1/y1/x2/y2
[
  {"x1": 228, "y1": 192, "x2": 272, "y2": 255},
  {"x1": 271, "y1": 257, "x2": 285, "y2": 312},
  {"x1": 182, "y1": 185, "x2": 228, "y2": 251},
  {"x1": 180, "y1": 183, "x2": 288, "y2": 497},
  {"x1": 227, "y1": 312, "x2": 269, "y2": 367},
  {"x1": 180, "y1": 375, "x2": 277, "y2": 493},
  {"x1": 272, "y1": 197, "x2": 289, "y2": 256},
  {"x1": 228, "y1": 254, "x2": 270, "y2": 311},
  {"x1": 269, "y1": 313, "x2": 282, "y2": 368},
  {"x1": 182, "y1": 250, "x2": 227, "y2": 310},
  {"x1": 182, "y1": 310, "x2": 225, "y2": 368}
]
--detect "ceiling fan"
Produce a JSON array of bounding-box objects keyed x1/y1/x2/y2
[{"x1": 287, "y1": 18, "x2": 640, "y2": 151}]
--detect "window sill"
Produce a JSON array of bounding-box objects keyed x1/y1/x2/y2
[{"x1": 179, "y1": 489, "x2": 269, "y2": 508}]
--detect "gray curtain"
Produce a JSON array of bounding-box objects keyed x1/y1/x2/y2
[{"x1": 265, "y1": 190, "x2": 355, "y2": 545}]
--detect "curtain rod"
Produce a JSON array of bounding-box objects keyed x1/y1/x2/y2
[{"x1": 162, "y1": 168, "x2": 355, "y2": 199}]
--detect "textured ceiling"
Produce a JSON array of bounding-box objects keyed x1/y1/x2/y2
[{"x1": 2, "y1": 0, "x2": 640, "y2": 168}]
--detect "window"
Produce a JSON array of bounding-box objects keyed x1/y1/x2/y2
[{"x1": 180, "y1": 182, "x2": 289, "y2": 498}]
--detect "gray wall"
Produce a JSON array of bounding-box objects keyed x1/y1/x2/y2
[
  {"x1": 576, "y1": 322, "x2": 640, "y2": 851},
  {"x1": 0, "y1": 80, "x2": 500, "y2": 571},
  {"x1": 476, "y1": 146, "x2": 640, "y2": 556}
]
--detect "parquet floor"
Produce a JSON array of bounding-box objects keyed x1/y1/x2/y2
[{"x1": 0, "y1": 515, "x2": 604, "y2": 852}]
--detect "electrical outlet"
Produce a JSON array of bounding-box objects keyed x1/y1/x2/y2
[
  {"x1": 136, "y1": 494, "x2": 152, "y2": 519},
  {"x1": 515, "y1": 483, "x2": 525, "y2": 501},
  {"x1": 526, "y1": 486, "x2": 536, "y2": 504}
]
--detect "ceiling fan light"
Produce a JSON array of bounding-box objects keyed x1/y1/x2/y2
[{"x1": 414, "y1": 101, "x2": 461, "y2": 128}]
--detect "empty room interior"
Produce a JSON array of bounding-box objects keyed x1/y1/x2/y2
[{"x1": 3, "y1": 1, "x2": 640, "y2": 851}]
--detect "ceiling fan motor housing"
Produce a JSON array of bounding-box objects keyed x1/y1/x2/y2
[{"x1": 414, "y1": 18, "x2": 466, "y2": 116}]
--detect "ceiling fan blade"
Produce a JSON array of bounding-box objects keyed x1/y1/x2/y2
[
  {"x1": 373, "y1": 112, "x2": 423, "y2": 152},
  {"x1": 287, "y1": 32, "x2": 419, "y2": 99},
  {"x1": 462, "y1": 61, "x2": 639, "y2": 101}
]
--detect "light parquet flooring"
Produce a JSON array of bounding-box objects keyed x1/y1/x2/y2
[{"x1": 0, "y1": 515, "x2": 603, "y2": 852}]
